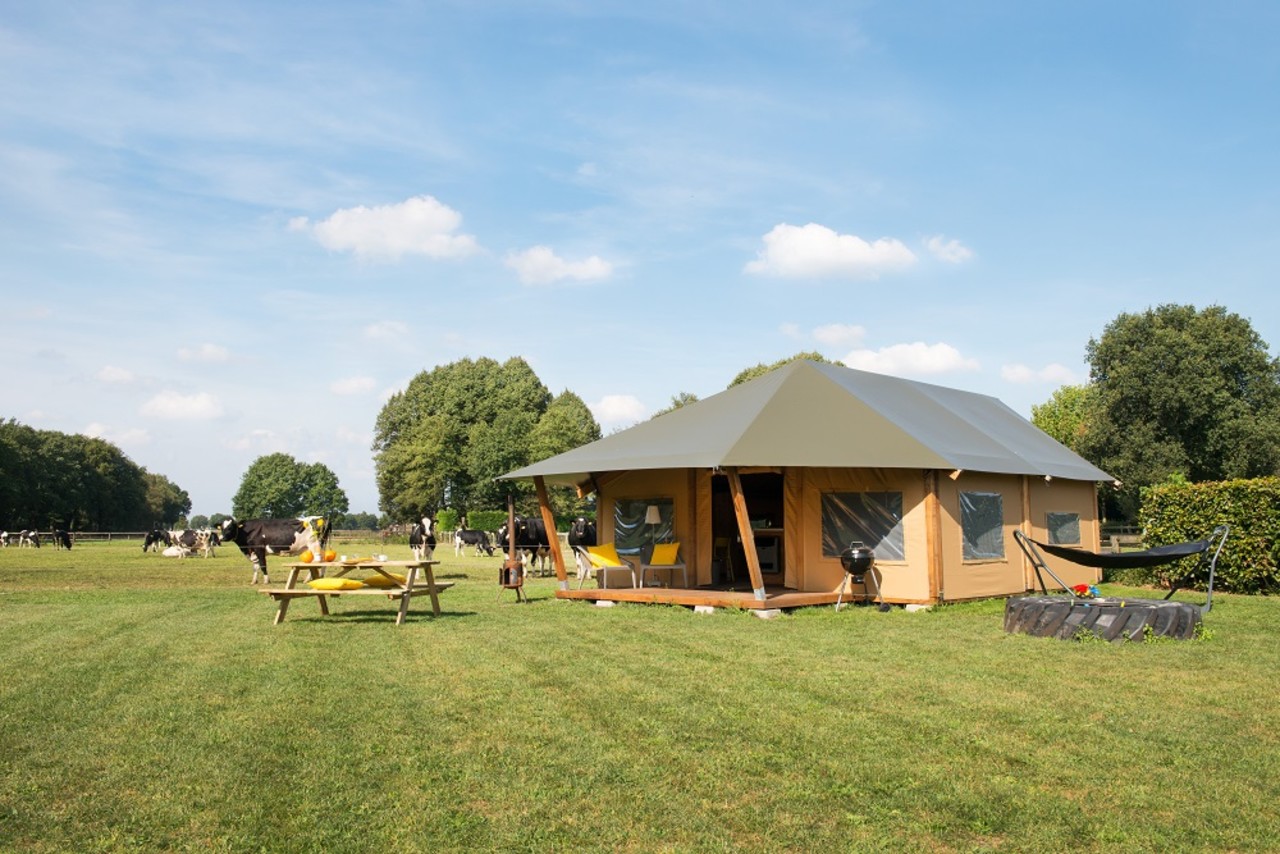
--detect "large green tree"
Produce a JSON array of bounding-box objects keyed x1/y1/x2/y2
[
  {"x1": 231, "y1": 453, "x2": 349, "y2": 519},
  {"x1": 372, "y1": 358, "x2": 600, "y2": 520},
  {"x1": 526, "y1": 390, "x2": 603, "y2": 518},
  {"x1": 1031, "y1": 384, "x2": 1094, "y2": 454},
  {"x1": 729, "y1": 351, "x2": 836, "y2": 386},
  {"x1": 142, "y1": 471, "x2": 191, "y2": 527},
  {"x1": 1080, "y1": 304, "x2": 1280, "y2": 518},
  {"x1": 650, "y1": 391, "x2": 700, "y2": 419}
]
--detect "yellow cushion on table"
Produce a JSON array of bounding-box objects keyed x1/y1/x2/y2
[
  {"x1": 586, "y1": 544, "x2": 625, "y2": 568},
  {"x1": 649, "y1": 542, "x2": 681, "y2": 565},
  {"x1": 306, "y1": 577, "x2": 365, "y2": 591},
  {"x1": 362, "y1": 572, "x2": 407, "y2": 588}
]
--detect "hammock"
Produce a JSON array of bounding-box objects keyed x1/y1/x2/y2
[{"x1": 1013, "y1": 525, "x2": 1228, "y2": 614}]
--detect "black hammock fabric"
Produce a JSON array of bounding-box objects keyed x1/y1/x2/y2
[{"x1": 1031, "y1": 539, "x2": 1209, "y2": 569}]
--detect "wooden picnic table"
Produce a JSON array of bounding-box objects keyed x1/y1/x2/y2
[{"x1": 260, "y1": 559, "x2": 452, "y2": 625}]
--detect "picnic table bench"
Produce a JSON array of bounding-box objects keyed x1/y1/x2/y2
[{"x1": 260, "y1": 559, "x2": 453, "y2": 625}]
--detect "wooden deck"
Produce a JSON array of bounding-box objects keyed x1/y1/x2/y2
[{"x1": 556, "y1": 584, "x2": 862, "y2": 610}]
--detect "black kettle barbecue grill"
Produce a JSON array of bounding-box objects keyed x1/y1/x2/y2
[{"x1": 836, "y1": 541, "x2": 890, "y2": 611}]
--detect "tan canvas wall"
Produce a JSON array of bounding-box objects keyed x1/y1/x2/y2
[
  {"x1": 597, "y1": 465, "x2": 1103, "y2": 602},
  {"x1": 793, "y1": 467, "x2": 932, "y2": 601},
  {"x1": 598, "y1": 469, "x2": 698, "y2": 572},
  {"x1": 1023, "y1": 478, "x2": 1102, "y2": 590},
  {"x1": 936, "y1": 472, "x2": 1026, "y2": 601},
  {"x1": 934, "y1": 473, "x2": 1102, "y2": 600}
]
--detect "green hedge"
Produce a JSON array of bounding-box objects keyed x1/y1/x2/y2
[
  {"x1": 435, "y1": 509, "x2": 460, "y2": 533},
  {"x1": 450, "y1": 509, "x2": 595, "y2": 534},
  {"x1": 1139, "y1": 477, "x2": 1280, "y2": 594},
  {"x1": 465, "y1": 510, "x2": 509, "y2": 533}
]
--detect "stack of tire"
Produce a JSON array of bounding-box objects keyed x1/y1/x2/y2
[{"x1": 1003, "y1": 595, "x2": 1202, "y2": 642}]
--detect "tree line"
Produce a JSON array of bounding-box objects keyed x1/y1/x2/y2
[
  {"x1": 0, "y1": 419, "x2": 190, "y2": 530},
  {"x1": 6, "y1": 305, "x2": 1274, "y2": 533}
]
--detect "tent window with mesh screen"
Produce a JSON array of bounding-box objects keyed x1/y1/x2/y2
[
  {"x1": 961, "y1": 492, "x2": 1004, "y2": 560},
  {"x1": 821, "y1": 492, "x2": 904, "y2": 560}
]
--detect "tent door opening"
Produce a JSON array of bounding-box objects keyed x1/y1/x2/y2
[{"x1": 711, "y1": 471, "x2": 785, "y2": 588}]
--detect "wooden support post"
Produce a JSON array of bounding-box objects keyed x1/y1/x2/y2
[
  {"x1": 924, "y1": 470, "x2": 944, "y2": 603},
  {"x1": 1020, "y1": 475, "x2": 1035, "y2": 592},
  {"x1": 726, "y1": 467, "x2": 767, "y2": 600},
  {"x1": 534, "y1": 476, "x2": 568, "y2": 588}
]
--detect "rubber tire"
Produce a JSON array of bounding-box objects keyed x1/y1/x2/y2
[{"x1": 1004, "y1": 595, "x2": 1201, "y2": 642}]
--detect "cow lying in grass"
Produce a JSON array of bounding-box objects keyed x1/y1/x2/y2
[{"x1": 157, "y1": 529, "x2": 219, "y2": 558}]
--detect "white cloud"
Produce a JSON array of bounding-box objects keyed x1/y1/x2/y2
[
  {"x1": 744, "y1": 223, "x2": 917, "y2": 279},
  {"x1": 812, "y1": 323, "x2": 866, "y2": 348},
  {"x1": 925, "y1": 235, "x2": 974, "y2": 264},
  {"x1": 842, "y1": 342, "x2": 980, "y2": 376},
  {"x1": 97, "y1": 365, "x2": 134, "y2": 384},
  {"x1": 140, "y1": 391, "x2": 224, "y2": 420},
  {"x1": 363, "y1": 320, "x2": 409, "y2": 341},
  {"x1": 505, "y1": 245, "x2": 613, "y2": 285},
  {"x1": 293, "y1": 195, "x2": 480, "y2": 261},
  {"x1": 178, "y1": 343, "x2": 229, "y2": 363},
  {"x1": 82, "y1": 423, "x2": 150, "y2": 445},
  {"x1": 225, "y1": 428, "x2": 284, "y2": 452},
  {"x1": 591, "y1": 394, "x2": 648, "y2": 426},
  {"x1": 330, "y1": 376, "x2": 376, "y2": 396},
  {"x1": 336, "y1": 426, "x2": 372, "y2": 445},
  {"x1": 1002, "y1": 362, "x2": 1078, "y2": 384}
]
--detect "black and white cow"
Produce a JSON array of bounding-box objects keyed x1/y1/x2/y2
[
  {"x1": 221, "y1": 515, "x2": 330, "y2": 584},
  {"x1": 0, "y1": 531, "x2": 9, "y2": 547},
  {"x1": 52, "y1": 529, "x2": 72, "y2": 550},
  {"x1": 170, "y1": 528, "x2": 198, "y2": 553},
  {"x1": 568, "y1": 517, "x2": 597, "y2": 548},
  {"x1": 453, "y1": 527, "x2": 495, "y2": 557},
  {"x1": 19, "y1": 530, "x2": 40, "y2": 548},
  {"x1": 567, "y1": 517, "x2": 598, "y2": 583},
  {"x1": 143, "y1": 527, "x2": 171, "y2": 552},
  {"x1": 197, "y1": 528, "x2": 220, "y2": 557},
  {"x1": 409, "y1": 516, "x2": 437, "y2": 561},
  {"x1": 496, "y1": 515, "x2": 552, "y2": 575}
]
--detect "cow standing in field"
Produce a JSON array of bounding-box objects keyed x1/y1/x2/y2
[
  {"x1": 19, "y1": 530, "x2": 40, "y2": 548},
  {"x1": 409, "y1": 517, "x2": 437, "y2": 561},
  {"x1": 568, "y1": 517, "x2": 597, "y2": 584},
  {"x1": 453, "y1": 527, "x2": 495, "y2": 557},
  {"x1": 143, "y1": 528, "x2": 170, "y2": 552},
  {"x1": 196, "y1": 529, "x2": 219, "y2": 557},
  {"x1": 52, "y1": 530, "x2": 72, "y2": 550},
  {"x1": 170, "y1": 529, "x2": 197, "y2": 554},
  {"x1": 496, "y1": 515, "x2": 551, "y2": 575},
  {"x1": 221, "y1": 515, "x2": 330, "y2": 584}
]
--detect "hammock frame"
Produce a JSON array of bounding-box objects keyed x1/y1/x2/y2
[{"x1": 1013, "y1": 525, "x2": 1229, "y2": 614}]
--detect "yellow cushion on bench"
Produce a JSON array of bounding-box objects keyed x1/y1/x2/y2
[
  {"x1": 649, "y1": 542, "x2": 681, "y2": 565},
  {"x1": 307, "y1": 577, "x2": 365, "y2": 591},
  {"x1": 586, "y1": 544, "x2": 626, "y2": 568},
  {"x1": 362, "y1": 572, "x2": 407, "y2": 588}
]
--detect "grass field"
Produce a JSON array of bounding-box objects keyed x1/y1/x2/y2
[{"x1": 1, "y1": 539, "x2": 1278, "y2": 852}]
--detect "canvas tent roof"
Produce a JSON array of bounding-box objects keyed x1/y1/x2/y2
[{"x1": 502, "y1": 360, "x2": 1113, "y2": 487}]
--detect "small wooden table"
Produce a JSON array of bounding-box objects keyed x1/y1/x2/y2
[{"x1": 260, "y1": 560, "x2": 452, "y2": 626}]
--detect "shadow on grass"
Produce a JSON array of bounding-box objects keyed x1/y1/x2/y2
[{"x1": 284, "y1": 608, "x2": 478, "y2": 624}]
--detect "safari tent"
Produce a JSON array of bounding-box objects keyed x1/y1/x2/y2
[{"x1": 501, "y1": 360, "x2": 1113, "y2": 608}]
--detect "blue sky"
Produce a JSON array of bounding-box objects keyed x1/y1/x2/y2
[{"x1": 3, "y1": 1, "x2": 1277, "y2": 519}]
